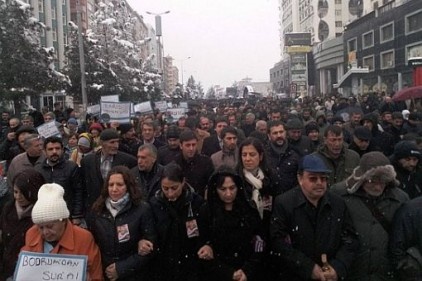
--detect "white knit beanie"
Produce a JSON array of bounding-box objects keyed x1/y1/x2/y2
[{"x1": 32, "y1": 183, "x2": 70, "y2": 224}]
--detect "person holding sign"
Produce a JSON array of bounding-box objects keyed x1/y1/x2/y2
[
  {"x1": 21, "y1": 183, "x2": 103, "y2": 281},
  {"x1": 89, "y1": 166, "x2": 156, "y2": 281}
]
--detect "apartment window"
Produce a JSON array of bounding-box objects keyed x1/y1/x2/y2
[
  {"x1": 51, "y1": 7, "x2": 56, "y2": 19},
  {"x1": 362, "y1": 31, "x2": 374, "y2": 49},
  {"x1": 406, "y1": 10, "x2": 422, "y2": 34},
  {"x1": 363, "y1": 55, "x2": 374, "y2": 71},
  {"x1": 38, "y1": 0, "x2": 44, "y2": 13},
  {"x1": 335, "y1": 21, "x2": 342, "y2": 27},
  {"x1": 335, "y1": 9, "x2": 342, "y2": 16},
  {"x1": 62, "y1": 14, "x2": 66, "y2": 25},
  {"x1": 381, "y1": 50, "x2": 395, "y2": 69},
  {"x1": 348, "y1": 38, "x2": 357, "y2": 52},
  {"x1": 380, "y1": 22, "x2": 394, "y2": 43},
  {"x1": 63, "y1": 35, "x2": 68, "y2": 45},
  {"x1": 40, "y1": 28, "x2": 45, "y2": 37},
  {"x1": 52, "y1": 28, "x2": 57, "y2": 41}
]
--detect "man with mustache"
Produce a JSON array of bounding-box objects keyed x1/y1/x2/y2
[
  {"x1": 390, "y1": 140, "x2": 422, "y2": 199},
  {"x1": 35, "y1": 136, "x2": 84, "y2": 226},
  {"x1": 266, "y1": 120, "x2": 301, "y2": 194}
]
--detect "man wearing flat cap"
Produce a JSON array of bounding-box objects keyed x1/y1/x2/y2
[
  {"x1": 80, "y1": 129, "x2": 137, "y2": 211},
  {"x1": 270, "y1": 154, "x2": 359, "y2": 281},
  {"x1": 332, "y1": 152, "x2": 409, "y2": 280},
  {"x1": 348, "y1": 126, "x2": 381, "y2": 157},
  {"x1": 390, "y1": 140, "x2": 422, "y2": 199}
]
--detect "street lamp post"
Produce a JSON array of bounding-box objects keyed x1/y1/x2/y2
[
  {"x1": 181, "y1": 56, "x2": 191, "y2": 87},
  {"x1": 146, "y1": 10, "x2": 170, "y2": 94}
]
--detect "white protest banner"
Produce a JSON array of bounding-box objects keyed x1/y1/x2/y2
[
  {"x1": 133, "y1": 101, "x2": 153, "y2": 114},
  {"x1": 100, "y1": 95, "x2": 119, "y2": 102},
  {"x1": 154, "y1": 101, "x2": 168, "y2": 112},
  {"x1": 37, "y1": 121, "x2": 61, "y2": 138},
  {"x1": 167, "y1": 108, "x2": 186, "y2": 121},
  {"x1": 179, "y1": 102, "x2": 188, "y2": 109},
  {"x1": 100, "y1": 101, "x2": 131, "y2": 123},
  {"x1": 87, "y1": 104, "x2": 100, "y2": 115},
  {"x1": 14, "y1": 252, "x2": 87, "y2": 281}
]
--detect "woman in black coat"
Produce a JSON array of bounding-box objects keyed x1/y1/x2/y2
[
  {"x1": 204, "y1": 166, "x2": 265, "y2": 281},
  {"x1": 149, "y1": 163, "x2": 213, "y2": 281},
  {"x1": 89, "y1": 165, "x2": 156, "y2": 281},
  {"x1": 0, "y1": 168, "x2": 45, "y2": 280}
]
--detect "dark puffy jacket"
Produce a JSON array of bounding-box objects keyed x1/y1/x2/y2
[
  {"x1": 362, "y1": 113, "x2": 395, "y2": 156},
  {"x1": 35, "y1": 157, "x2": 84, "y2": 218},
  {"x1": 203, "y1": 167, "x2": 265, "y2": 281},
  {"x1": 270, "y1": 187, "x2": 359, "y2": 281},
  {"x1": 149, "y1": 187, "x2": 211, "y2": 281},
  {"x1": 266, "y1": 142, "x2": 300, "y2": 193},
  {"x1": 332, "y1": 182, "x2": 409, "y2": 281},
  {"x1": 157, "y1": 145, "x2": 181, "y2": 166},
  {"x1": 88, "y1": 201, "x2": 156, "y2": 281},
  {"x1": 390, "y1": 197, "x2": 422, "y2": 281},
  {"x1": 392, "y1": 163, "x2": 422, "y2": 199}
]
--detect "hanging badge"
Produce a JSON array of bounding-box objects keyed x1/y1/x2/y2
[
  {"x1": 117, "y1": 224, "x2": 130, "y2": 243},
  {"x1": 186, "y1": 219, "x2": 199, "y2": 238}
]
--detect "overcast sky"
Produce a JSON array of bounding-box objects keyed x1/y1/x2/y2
[{"x1": 126, "y1": 0, "x2": 280, "y2": 90}]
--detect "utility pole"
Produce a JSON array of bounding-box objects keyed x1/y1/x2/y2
[{"x1": 76, "y1": 0, "x2": 87, "y2": 115}]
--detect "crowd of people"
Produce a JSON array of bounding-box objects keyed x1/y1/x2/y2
[{"x1": 0, "y1": 93, "x2": 421, "y2": 280}]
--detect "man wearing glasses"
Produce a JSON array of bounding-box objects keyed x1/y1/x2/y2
[{"x1": 270, "y1": 154, "x2": 359, "y2": 281}]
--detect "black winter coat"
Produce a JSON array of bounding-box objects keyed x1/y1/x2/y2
[
  {"x1": 89, "y1": 201, "x2": 156, "y2": 281},
  {"x1": 80, "y1": 151, "x2": 137, "y2": 210},
  {"x1": 203, "y1": 168, "x2": 265, "y2": 281},
  {"x1": 270, "y1": 187, "x2": 359, "y2": 281},
  {"x1": 130, "y1": 162, "x2": 164, "y2": 201},
  {"x1": 0, "y1": 200, "x2": 33, "y2": 280},
  {"x1": 173, "y1": 154, "x2": 214, "y2": 197},
  {"x1": 393, "y1": 163, "x2": 422, "y2": 199},
  {"x1": 35, "y1": 157, "x2": 84, "y2": 218},
  {"x1": 390, "y1": 197, "x2": 422, "y2": 281},
  {"x1": 149, "y1": 187, "x2": 211, "y2": 281}
]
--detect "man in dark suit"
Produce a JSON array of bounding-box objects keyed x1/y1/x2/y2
[
  {"x1": 201, "y1": 116, "x2": 228, "y2": 156},
  {"x1": 140, "y1": 120, "x2": 165, "y2": 149},
  {"x1": 80, "y1": 129, "x2": 137, "y2": 210}
]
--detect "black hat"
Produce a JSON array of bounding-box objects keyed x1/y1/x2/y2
[
  {"x1": 118, "y1": 123, "x2": 133, "y2": 135},
  {"x1": 391, "y1": 141, "x2": 422, "y2": 161},
  {"x1": 166, "y1": 125, "x2": 180, "y2": 139},
  {"x1": 331, "y1": 116, "x2": 344, "y2": 124},
  {"x1": 305, "y1": 122, "x2": 319, "y2": 135},
  {"x1": 100, "y1": 129, "x2": 120, "y2": 141},
  {"x1": 15, "y1": 126, "x2": 37, "y2": 138},
  {"x1": 286, "y1": 118, "x2": 304, "y2": 130},
  {"x1": 354, "y1": 126, "x2": 372, "y2": 141}
]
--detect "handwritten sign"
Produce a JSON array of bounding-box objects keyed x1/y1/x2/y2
[
  {"x1": 167, "y1": 108, "x2": 186, "y2": 121},
  {"x1": 37, "y1": 121, "x2": 61, "y2": 138},
  {"x1": 100, "y1": 95, "x2": 119, "y2": 102},
  {"x1": 154, "y1": 101, "x2": 168, "y2": 112},
  {"x1": 100, "y1": 101, "x2": 131, "y2": 123},
  {"x1": 87, "y1": 104, "x2": 100, "y2": 115},
  {"x1": 133, "y1": 101, "x2": 153, "y2": 114},
  {"x1": 14, "y1": 252, "x2": 87, "y2": 281}
]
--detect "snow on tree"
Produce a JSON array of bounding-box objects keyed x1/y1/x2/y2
[
  {"x1": 0, "y1": 0, "x2": 69, "y2": 112},
  {"x1": 64, "y1": 0, "x2": 162, "y2": 104}
]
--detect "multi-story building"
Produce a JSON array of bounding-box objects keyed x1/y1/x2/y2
[{"x1": 163, "y1": 56, "x2": 178, "y2": 95}]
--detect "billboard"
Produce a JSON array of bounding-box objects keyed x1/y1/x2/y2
[{"x1": 284, "y1": 33, "x2": 312, "y2": 46}]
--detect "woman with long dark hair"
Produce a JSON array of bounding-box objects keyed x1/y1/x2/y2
[
  {"x1": 149, "y1": 163, "x2": 212, "y2": 281},
  {"x1": 0, "y1": 168, "x2": 45, "y2": 280},
  {"x1": 205, "y1": 165, "x2": 265, "y2": 281},
  {"x1": 89, "y1": 165, "x2": 156, "y2": 281}
]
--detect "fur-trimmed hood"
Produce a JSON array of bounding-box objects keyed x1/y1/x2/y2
[{"x1": 346, "y1": 164, "x2": 399, "y2": 194}]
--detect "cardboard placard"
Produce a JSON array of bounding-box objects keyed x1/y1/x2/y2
[
  {"x1": 87, "y1": 104, "x2": 100, "y2": 115},
  {"x1": 179, "y1": 102, "x2": 188, "y2": 109},
  {"x1": 133, "y1": 101, "x2": 153, "y2": 114},
  {"x1": 100, "y1": 101, "x2": 131, "y2": 123},
  {"x1": 14, "y1": 252, "x2": 87, "y2": 281},
  {"x1": 100, "y1": 95, "x2": 119, "y2": 102},
  {"x1": 154, "y1": 101, "x2": 168, "y2": 112},
  {"x1": 166, "y1": 108, "x2": 186, "y2": 121},
  {"x1": 37, "y1": 121, "x2": 61, "y2": 138}
]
